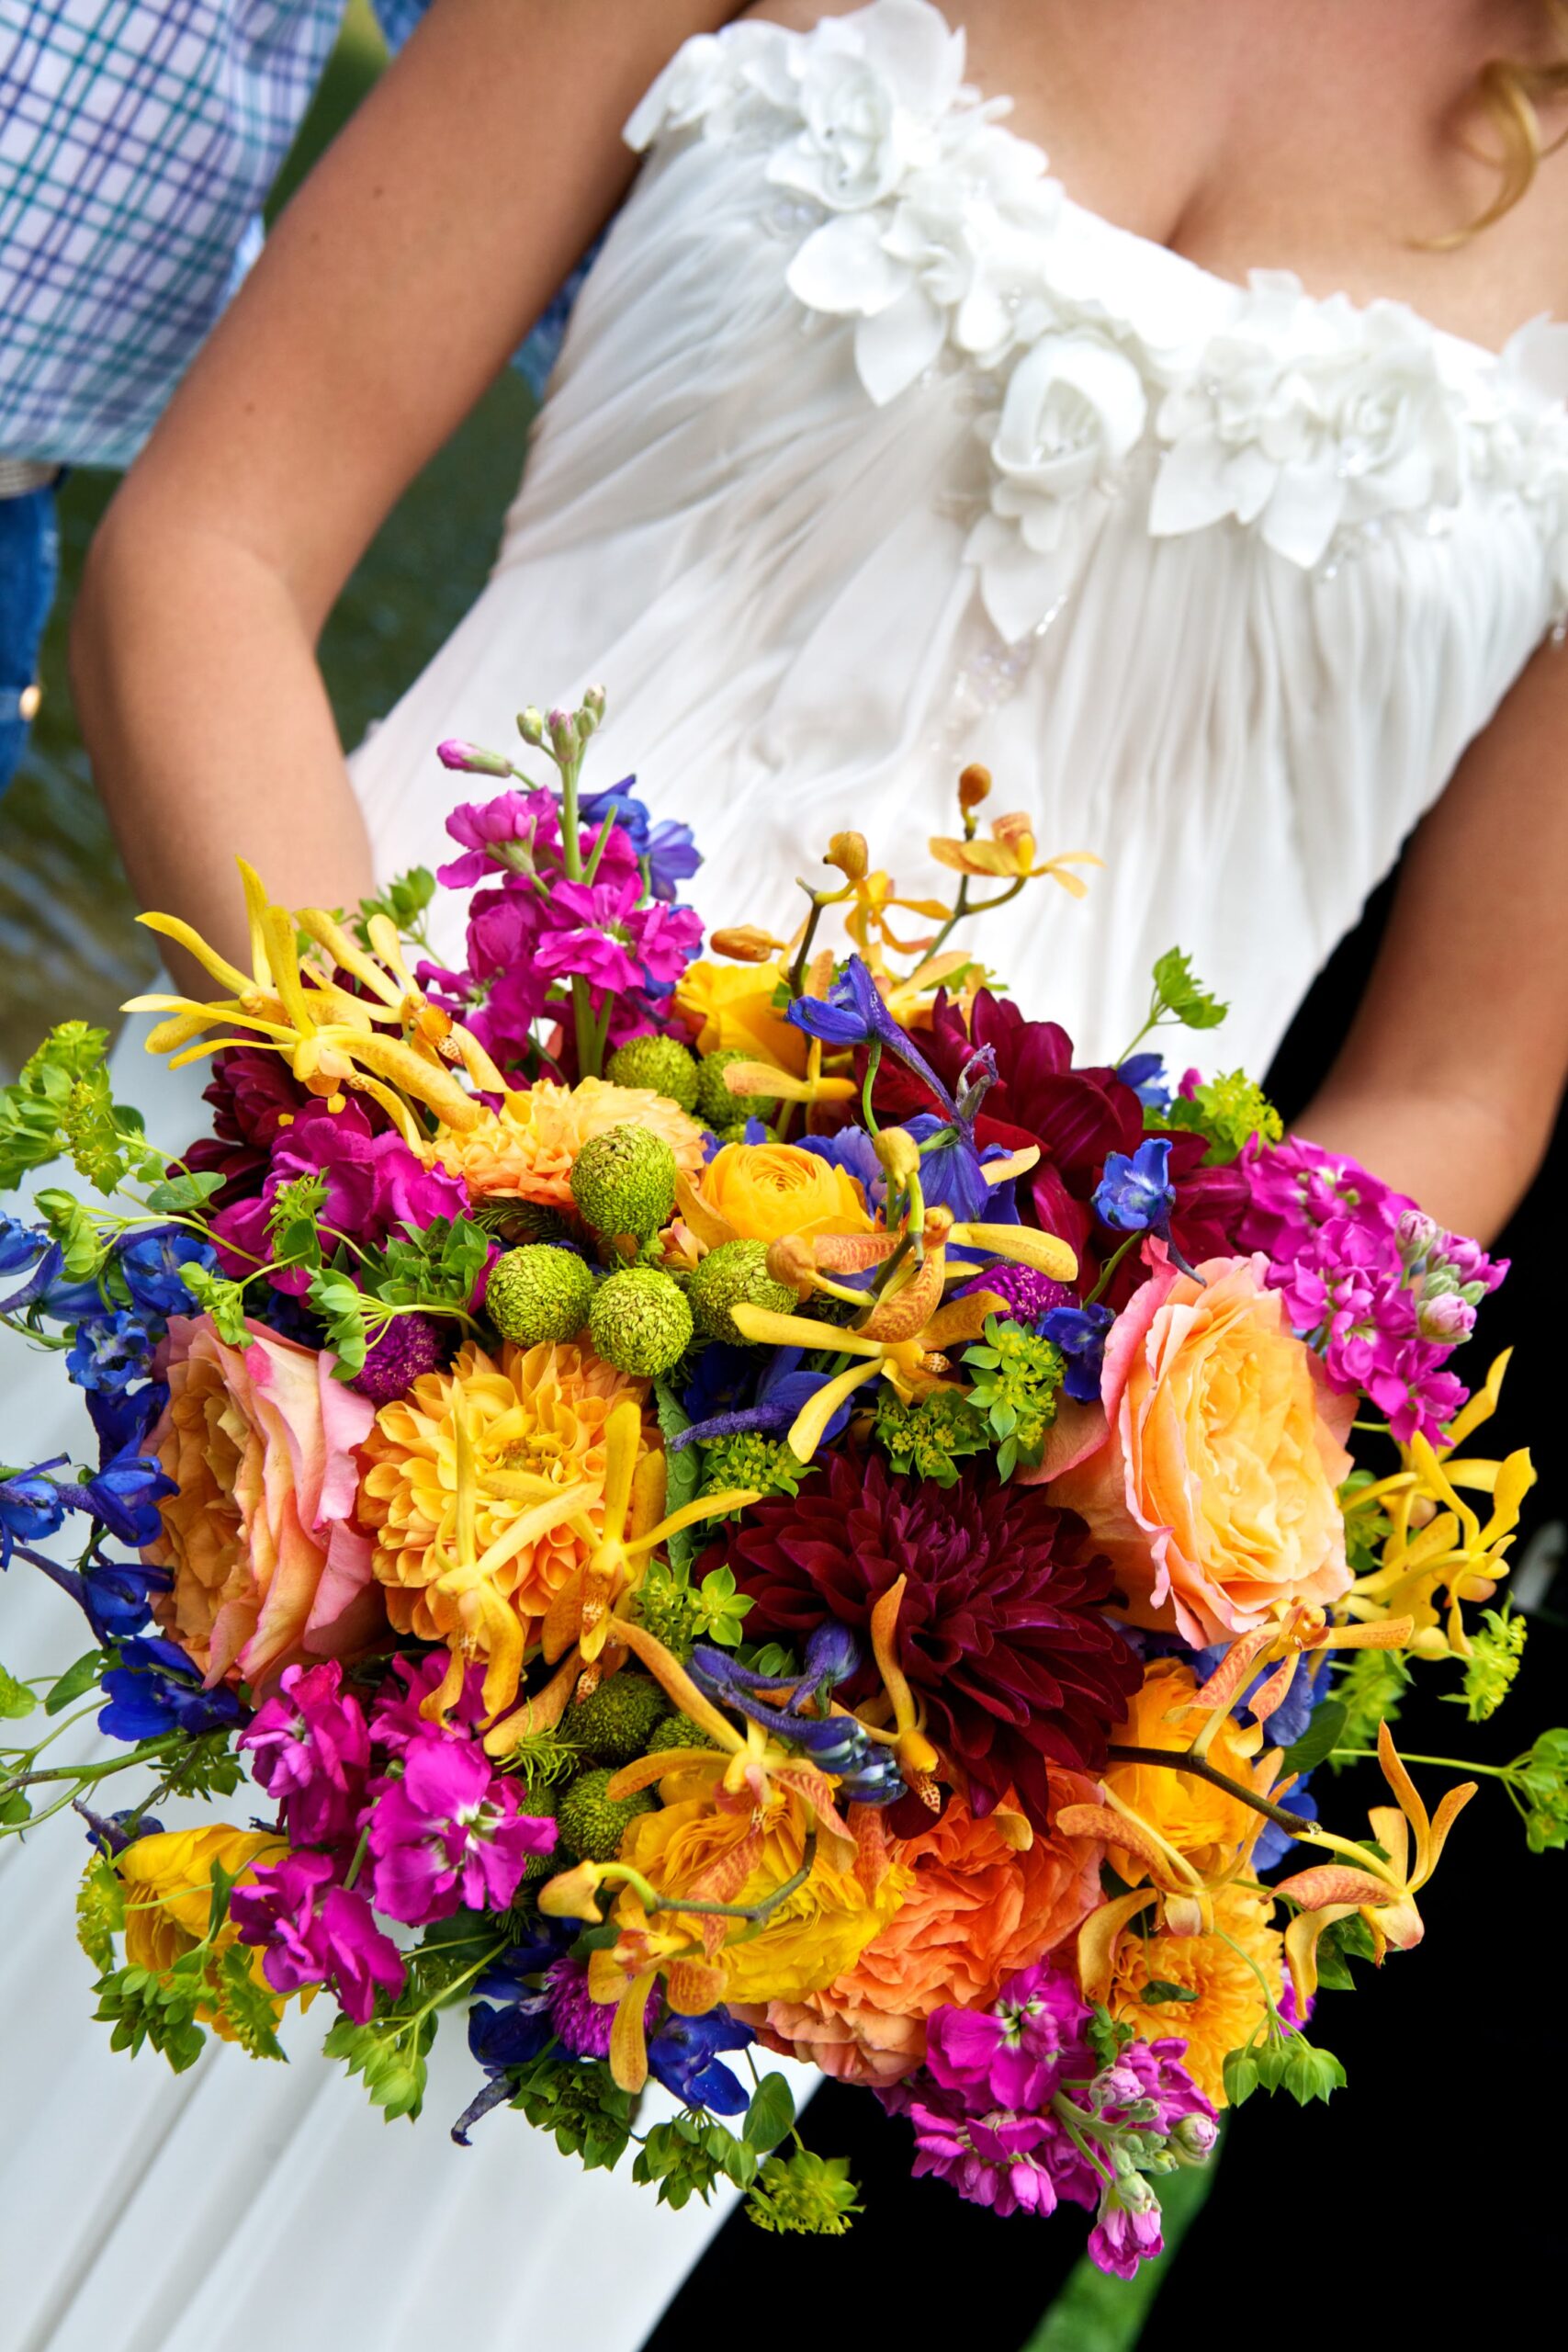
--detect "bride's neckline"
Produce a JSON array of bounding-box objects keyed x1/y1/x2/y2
[{"x1": 744, "y1": 0, "x2": 1542, "y2": 370}]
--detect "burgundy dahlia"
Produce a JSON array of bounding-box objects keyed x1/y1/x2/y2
[{"x1": 721, "y1": 1451, "x2": 1142, "y2": 1832}]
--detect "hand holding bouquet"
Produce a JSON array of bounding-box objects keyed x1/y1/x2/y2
[{"x1": 2, "y1": 687, "x2": 1560, "y2": 2271}]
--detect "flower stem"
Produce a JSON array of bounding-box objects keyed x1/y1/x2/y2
[
  {"x1": 1083, "y1": 1231, "x2": 1139, "y2": 1308},
  {"x1": 1104, "y1": 1745, "x2": 1316, "y2": 1838}
]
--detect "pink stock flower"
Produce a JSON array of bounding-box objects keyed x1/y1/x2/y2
[
  {"x1": 366, "y1": 1736, "x2": 555, "y2": 1926},
  {"x1": 367, "y1": 1652, "x2": 489, "y2": 1753},
  {"x1": 210, "y1": 1100, "x2": 469, "y2": 1296},
  {"x1": 532, "y1": 874, "x2": 702, "y2": 1000},
  {"x1": 231, "y1": 1849, "x2": 405, "y2": 2022},
  {"x1": 436, "y1": 790, "x2": 565, "y2": 889},
  {"x1": 239, "y1": 1660, "x2": 370, "y2": 1847},
  {"x1": 1089, "y1": 2196, "x2": 1166, "y2": 2280}
]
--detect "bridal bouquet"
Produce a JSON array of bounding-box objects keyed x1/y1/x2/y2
[{"x1": 3, "y1": 686, "x2": 1562, "y2": 2273}]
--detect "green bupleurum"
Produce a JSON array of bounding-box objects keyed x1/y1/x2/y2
[
  {"x1": 605, "y1": 1035, "x2": 701, "y2": 1114},
  {"x1": 687, "y1": 1238, "x2": 796, "y2": 1345},
  {"x1": 698, "y1": 1430, "x2": 813, "y2": 1515},
  {"x1": 563, "y1": 1671, "x2": 671, "y2": 1765},
  {"x1": 589, "y1": 1266, "x2": 694, "y2": 1376},
  {"x1": 695, "y1": 1048, "x2": 778, "y2": 1129},
  {"x1": 486, "y1": 1244, "x2": 596, "y2": 1346},
  {"x1": 556, "y1": 1766, "x2": 657, "y2": 1863},
  {"x1": 570, "y1": 1123, "x2": 679, "y2": 1241}
]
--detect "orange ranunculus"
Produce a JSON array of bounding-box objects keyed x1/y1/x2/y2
[
  {"x1": 424, "y1": 1078, "x2": 705, "y2": 1208},
  {"x1": 673, "y1": 961, "x2": 808, "y2": 1075},
  {"x1": 1103, "y1": 1660, "x2": 1266, "y2": 1883},
  {"x1": 694, "y1": 1141, "x2": 873, "y2": 1246},
  {"x1": 145, "y1": 1318, "x2": 382, "y2": 1688},
  {"x1": 743, "y1": 1784, "x2": 1104, "y2": 2086},
  {"x1": 1052, "y1": 1250, "x2": 1354, "y2": 1647}
]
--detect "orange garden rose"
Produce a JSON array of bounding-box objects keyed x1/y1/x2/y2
[
  {"x1": 1052, "y1": 1250, "x2": 1354, "y2": 1646},
  {"x1": 694, "y1": 1140, "x2": 873, "y2": 1245},
  {"x1": 1108, "y1": 1883, "x2": 1285, "y2": 2106},
  {"x1": 747, "y1": 1783, "x2": 1104, "y2": 2085},
  {"x1": 145, "y1": 1318, "x2": 382, "y2": 1688},
  {"x1": 673, "y1": 960, "x2": 808, "y2": 1074},
  {"x1": 1103, "y1": 1660, "x2": 1269, "y2": 1882},
  {"x1": 358, "y1": 1338, "x2": 654, "y2": 1652},
  {"x1": 423, "y1": 1077, "x2": 706, "y2": 1208}
]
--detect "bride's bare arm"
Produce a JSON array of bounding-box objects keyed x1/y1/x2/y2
[
  {"x1": 70, "y1": 0, "x2": 737, "y2": 974},
  {"x1": 1297, "y1": 639, "x2": 1568, "y2": 1240}
]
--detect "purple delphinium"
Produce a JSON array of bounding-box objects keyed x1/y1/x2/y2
[
  {"x1": 367, "y1": 1735, "x2": 556, "y2": 1927},
  {"x1": 231, "y1": 1849, "x2": 406, "y2": 2023},
  {"x1": 239, "y1": 1660, "x2": 371, "y2": 1848}
]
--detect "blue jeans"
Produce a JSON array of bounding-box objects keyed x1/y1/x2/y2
[{"x1": 0, "y1": 481, "x2": 60, "y2": 797}]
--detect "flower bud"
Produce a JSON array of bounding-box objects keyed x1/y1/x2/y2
[
  {"x1": 1170, "y1": 2112, "x2": 1219, "y2": 2164},
  {"x1": 1419, "y1": 1291, "x2": 1475, "y2": 1344},
  {"x1": 547, "y1": 707, "x2": 581, "y2": 767},
  {"x1": 804, "y1": 1620, "x2": 862, "y2": 1688},
  {"x1": 537, "y1": 1860, "x2": 605, "y2": 1922},
  {"x1": 517, "y1": 706, "x2": 548, "y2": 748},
  {"x1": 874, "y1": 1126, "x2": 922, "y2": 1185},
  {"x1": 824, "y1": 831, "x2": 868, "y2": 882},
  {"x1": 1395, "y1": 1208, "x2": 1439, "y2": 1262},
  {"x1": 579, "y1": 682, "x2": 607, "y2": 734},
  {"x1": 709, "y1": 925, "x2": 784, "y2": 963},
  {"x1": 958, "y1": 762, "x2": 992, "y2": 813},
  {"x1": 437, "y1": 738, "x2": 513, "y2": 777}
]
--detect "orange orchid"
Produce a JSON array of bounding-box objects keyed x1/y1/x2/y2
[
  {"x1": 930, "y1": 813, "x2": 1102, "y2": 895},
  {"x1": 1273, "y1": 1721, "x2": 1476, "y2": 2005}
]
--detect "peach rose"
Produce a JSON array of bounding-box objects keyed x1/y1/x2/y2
[
  {"x1": 1052, "y1": 1250, "x2": 1353, "y2": 1646},
  {"x1": 741, "y1": 1783, "x2": 1103, "y2": 2086},
  {"x1": 145, "y1": 1317, "x2": 383, "y2": 1687},
  {"x1": 694, "y1": 1141, "x2": 873, "y2": 1245}
]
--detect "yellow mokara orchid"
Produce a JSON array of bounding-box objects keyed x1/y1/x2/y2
[
  {"x1": 1340, "y1": 1352, "x2": 1535, "y2": 1660},
  {"x1": 123, "y1": 860, "x2": 499, "y2": 1136},
  {"x1": 1272, "y1": 1721, "x2": 1476, "y2": 2005},
  {"x1": 930, "y1": 812, "x2": 1103, "y2": 894},
  {"x1": 714, "y1": 1037, "x2": 858, "y2": 1114}
]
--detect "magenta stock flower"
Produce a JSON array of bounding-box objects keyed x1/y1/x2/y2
[
  {"x1": 366, "y1": 1736, "x2": 556, "y2": 1926},
  {"x1": 239, "y1": 1661, "x2": 370, "y2": 1847},
  {"x1": 532, "y1": 873, "x2": 702, "y2": 1001},
  {"x1": 436, "y1": 790, "x2": 565, "y2": 890},
  {"x1": 231, "y1": 1849, "x2": 405, "y2": 2023},
  {"x1": 367, "y1": 1652, "x2": 489, "y2": 1753}
]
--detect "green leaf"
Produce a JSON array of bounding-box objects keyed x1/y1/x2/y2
[
  {"x1": 180, "y1": 1262, "x2": 250, "y2": 1346},
  {"x1": 142, "y1": 1169, "x2": 224, "y2": 1215},
  {"x1": 1150, "y1": 947, "x2": 1229, "y2": 1033},
  {"x1": 743, "y1": 2070, "x2": 796, "y2": 2153},
  {"x1": 1138, "y1": 1979, "x2": 1200, "y2": 2006},
  {"x1": 323, "y1": 2009, "x2": 438, "y2": 2123},
  {"x1": 1280, "y1": 2037, "x2": 1347, "y2": 2106},
  {"x1": 654, "y1": 1384, "x2": 702, "y2": 1578},
  {"x1": 1221, "y1": 2047, "x2": 1259, "y2": 2108},
  {"x1": 44, "y1": 1650, "x2": 105, "y2": 1715},
  {"x1": 1280, "y1": 1698, "x2": 1348, "y2": 1779},
  {"x1": 0, "y1": 1662, "x2": 38, "y2": 1720}
]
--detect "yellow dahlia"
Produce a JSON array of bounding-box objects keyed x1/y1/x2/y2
[
  {"x1": 1107, "y1": 1882, "x2": 1284, "y2": 2106},
  {"x1": 358, "y1": 1338, "x2": 655, "y2": 1651},
  {"x1": 424, "y1": 1078, "x2": 706, "y2": 1208}
]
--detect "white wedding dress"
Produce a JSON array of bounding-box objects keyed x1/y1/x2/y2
[{"x1": 6, "y1": 6, "x2": 1568, "y2": 2347}]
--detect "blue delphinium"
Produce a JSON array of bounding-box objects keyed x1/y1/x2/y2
[
  {"x1": 1093, "y1": 1136, "x2": 1177, "y2": 1236},
  {"x1": 65, "y1": 1308, "x2": 162, "y2": 1396},
  {"x1": 1040, "y1": 1301, "x2": 1116, "y2": 1402},
  {"x1": 96, "y1": 1636, "x2": 244, "y2": 1742}
]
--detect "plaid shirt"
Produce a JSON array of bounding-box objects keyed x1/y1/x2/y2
[{"x1": 0, "y1": 1, "x2": 430, "y2": 468}]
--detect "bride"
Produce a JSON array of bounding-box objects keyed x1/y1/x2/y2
[{"x1": 5, "y1": 0, "x2": 1568, "y2": 2343}]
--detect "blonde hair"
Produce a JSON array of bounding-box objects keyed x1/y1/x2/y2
[{"x1": 1439, "y1": 0, "x2": 1568, "y2": 243}]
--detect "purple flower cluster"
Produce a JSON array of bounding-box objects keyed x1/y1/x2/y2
[
  {"x1": 418, "y1": 783, "x2": 704, "y2": 1070},
  {"x1": 1239, "y1": 1136, "x2": 1506, "y2": 1442},
  {"x1": 880, "y1": 1962, "x2": 1214, "y2": 2278},
  {"x1": 231, "y1": 1657, "x2": 556, "y2": 2020}
]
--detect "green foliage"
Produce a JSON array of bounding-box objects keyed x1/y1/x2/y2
[
  {"x1": 510, "y1": 2055, "x2": 637, "y2": 2171},
  {"x1": 179, "y1": 1261, "x2": 250, "y2": 1345},
  {"x1": 1224, "y1": 2029, "x2": 1345, "y2": 2109},
  {"x1": 92, "y1": 1864, "x2": 286, "y2": 2074},
  {"x1": 692, "y1": 1563, "x2": 752, "y2": 1648},
  {"x1": 1280, "y1": 1697, "x2": 1348, "y2": 1779},
  {"x1": 1311, "y1": 1911, "x2": 1379, "y2": 1994},
  {"x1": 1148, "y1": 948, "x2": 1229, "y2": 1035},
  {"x1": 653, "y1": 1382, "x2": 702, "y2": 1578},
  {"x1": 323, "y1": 2009, "x2": 438, "y2": 2122},
  {"x1": 635, "y1": 2113, "x2": 754, "y2": 2206},
  {"x1": 44, "y1": 1649, "x2": 104, "y2": 1714},
  {"x1": 1330, "y1": 1646, "x2": 1413, "y2": 1761},
  {"x1": 697, "y1": 1431, "x2": 812, "y2": 1516},
  {"x1": 141, "y1": 1167, "x2": 226, "y2": 1216},
  {"x1": 32, "y1": 1187, "x2": 115, "y2": 1286},
  {"x1": 355, "y1": 865, "x2": 436, "y2": 947},
  {"x1": 307, "y1": 1270, "x2": 371, "y2": 1375},
  {"x1": 0, "y1": 1662, "x2": 38, "y2": 1720},
  {"x1": 743, "y1": 2070, "x2": 796, "y2": 2153},
  {"x1": 365, "y1": 1215, "x2": 491, "y2": 1312},
  {"x1": 0, "y1": 1023, "x2": 147, "y2": 1193},
  {"x1": 873, "y1": 1387, "x2": 989, "y2": 1486},
  {"x1": 962, "y1": 1316, "x2": 1066, "y2": 1480},
  {"x1": 76, "y1": 1852, "x2": 126, "y2": 1973},
  {"x1": 160, "y1": 1733, "x2": 245, "y2": 1802},
  {"x1": 1448, "y1": 1606, "x2": 1527, "y2": 1724},
  {"x1": 747, "y1": 2149, "x2": 862, "y2": 2237},
  {"x1": 1137, "y1": 1980, "x2": 1201, "y2": 2007},
  {"x1": 1157, "y1": 1069, "x2": 1282, "y2": 1165},
  {"x1": 734, "y1": 1639, "x2": 798, "y2": 1679},
  {"x1": 266, "y1": 1170, "x2": 329, "y2": 1277},
  {"x1": 1086, "y1": 2003, "x2": 1135, "y2": 2072},
  {"x1": 1516, "y1": 1726, "x2": 1568, "y2": 1853},
  {"x1": 635, "y1": 1558, "x2": 705, "y2": 1659}
]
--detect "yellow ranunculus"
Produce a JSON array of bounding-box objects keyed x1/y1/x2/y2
[
  {"x1": 1103, "y1": 1660, "x2": 1266, "y2": 1883},
  {"x1": 616, "y1": 1790, "x2": 909, "y2": 2006},
  {"x1": 674, "y1": 961, "x2": 808, "y2": 1075},
  {"x1": 118, "y1": 1825, "x2": 288, "y2": 2038},
  {"x1": 695, "y1": 1141, "x2": 873, "y2": 1245},
  {"x1": 1053, "y1": 1251, "x2": 1354, "y2": 1647}
]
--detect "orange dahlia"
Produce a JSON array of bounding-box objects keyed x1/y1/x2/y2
[
  {"x1": 423, "y1": 1078, "x2": 706, "y2": 1208},
  {"x1": 357, "y1": 1338, "x2": 655, "y2": 1652},
  {"x1": 1107, "y1": 1882, "x2": 1284, "y2": 2105},
  {"x1": 746, "y1": 1782, "x2": 1104, "y2": 2085}
]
